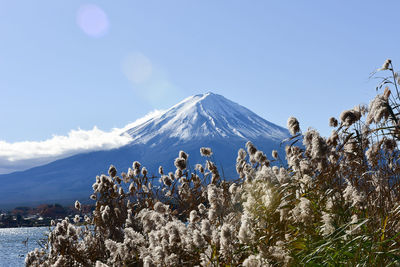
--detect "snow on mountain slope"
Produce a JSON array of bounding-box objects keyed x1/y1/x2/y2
[
  {"x1": 124, "y1": 92, "x2": 288, "y2": 145},
  {"x1": 0, "y1": 92, "x2": 287, "y2": 175},
  {"x1": 0, "y1": 92, "x2": 290, "y2": 209}
]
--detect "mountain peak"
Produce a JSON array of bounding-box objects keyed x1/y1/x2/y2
[
  {"x1": 194, "y1": 91, "x2": 216, "y2": 97},
  {"x1": 0, "y1": 92, "x2": 290, "y2": 208},
  {"x1": 124, "y1": 92, "x2": 289, "y2": 145},
  {"x1": 175, "y1": 91, "x2": 224, "y2": 107}
]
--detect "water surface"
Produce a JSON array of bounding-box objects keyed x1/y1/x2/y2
[{"x1": 0, "y1": 227, "x2": 49, "y2": 267}]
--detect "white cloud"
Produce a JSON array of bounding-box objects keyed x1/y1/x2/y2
[{"x1": 0, "y1": 110, "x2": 165, "y2": 174}]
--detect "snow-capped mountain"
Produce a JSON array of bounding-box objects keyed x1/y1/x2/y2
[
  {"x1": 0, "y1": 92, "x2": 290, "y2": 209},
  {"x1": 124, "y1": 92, "x2": 287, "y2": 145}
]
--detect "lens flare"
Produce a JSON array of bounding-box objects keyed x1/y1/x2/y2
[
  {"x1": 77, "y1": 4, "x2": 109, "y2": 37},
  {"x1": 122, "y1": 53, "x2": 153, "y2": 84}
]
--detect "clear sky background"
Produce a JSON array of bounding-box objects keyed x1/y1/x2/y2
[{"x1": 0, "y1": 0, "x2": 399, "y2": 172}]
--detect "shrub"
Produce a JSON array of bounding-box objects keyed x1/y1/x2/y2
[{"x1": 26, "y1": 60, "x2": 400, "y2": 266}]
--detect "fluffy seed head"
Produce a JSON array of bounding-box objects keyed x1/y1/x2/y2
[
  {"x1": 246, "y1": 141, "x2": 257, "y2": 156},
  {"x1": 154, "y1": 202, "x2": 169, "y2": 214},
  {"x1": 200, "y1": 147, "x2": 213, "y2": 157},
  {"x1": 74, "y1": 215, "x2": 80, "y2": 224},
  {"x1": 254, "y1": 150, "x2": 267, "y2": 164},
  {"x1": 189, "y1": 210, "x2": 200, "y2": 223},
  {"x1": 340, "y1": 109, "x2": 361, "y2": 126},
  {"x1": 174, "y1": 157, "x2": 187, "y2": 170},
  {"x1": 198, "y1": 203, "x2": 206, "y2": 214},
  {"x1": 179, "y1": 150, "x2": 188, "y2": 160},
  {"x1": 132, "y1": 161, "x2": 141, "y2": 170},
  {"x1": 366, "y1": 94, "x2": 390, "y2": 125},
  {"x1": 381, "y1": 59, "x2": 391, "y2": 70},
  {"x1": 162, "y1": 175, "x2": 172, "y2": 187},
  {"x1": 75, "y1": 200, "x2": 81, "y2": 211},
  {"x1": 237, "y1": 148, "x2": 247, "y2": 160},
  {"x1": 329, "y1": 117, "x2": 338, "y2": 127},
  {"x1": 287, "y1": 117, "x2": 300, "y2": 135},
  {"x1": 195, "y1": 164, "x2": 204, "y2": 173},
  {"x1": 108, "y1": 165, "x2": 117, "y2": 178}
]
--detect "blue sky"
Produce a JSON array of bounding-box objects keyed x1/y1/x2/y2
[{"x1": 0, "y1": 1, "x2": 399, "y2": 172}]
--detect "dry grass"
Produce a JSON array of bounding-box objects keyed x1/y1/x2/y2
[{"x1": 26, "y1": 60, "x2": 400, "y2": 266}]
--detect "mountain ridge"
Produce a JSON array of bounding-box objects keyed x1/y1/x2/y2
[{"x1": 0, "y1": 92, "x2": 290, "y2": 209}]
